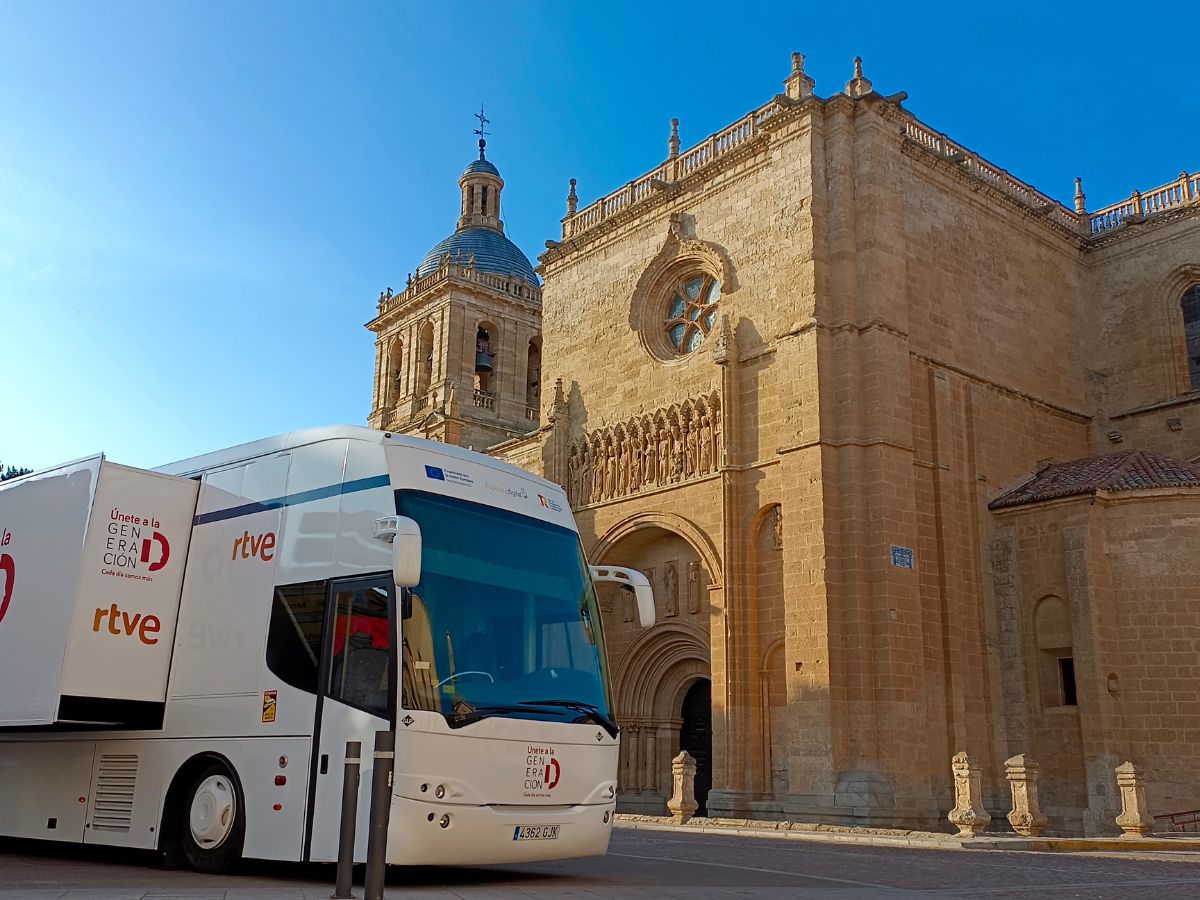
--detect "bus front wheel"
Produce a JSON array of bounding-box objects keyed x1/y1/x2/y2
[{"x1": 175, "y1": 760, "x2": 245, "y2": 873}]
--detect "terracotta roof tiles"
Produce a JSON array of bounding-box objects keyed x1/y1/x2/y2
[{"x1": 988, "y1": 449, "x2": 1200, "y2": 510}]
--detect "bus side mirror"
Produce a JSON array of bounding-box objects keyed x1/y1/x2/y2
[
  {"x1": 376, "y1": 515, "x2": 422, "y2": 588},
  {"x1": 589, "y1": 565, "x2": 655, "y2": 628}
]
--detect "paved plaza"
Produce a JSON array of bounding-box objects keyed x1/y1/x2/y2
[{"x1": 2, "y1": 826, "x2": 1199, "y2": 899}]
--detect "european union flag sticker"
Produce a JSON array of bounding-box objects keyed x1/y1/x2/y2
[{"x1": 424, "y1": 465, "x2": 446, "y2": 481}]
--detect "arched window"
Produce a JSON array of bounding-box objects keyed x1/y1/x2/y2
[
  {"x1": 416, "y1": 322, "x2": 434, "y2": 396},
  {"x1": 526, "y1": 337, "x2": 542, "y2": 415},
  {"x1": 386, "y1": 337, "x2": 403, "y2": 405},
  {"x1": 475, "y1": 321, "x2": 497, "y2": 399},
  {"x1": 1182, "y1": 284, "x2": 1200, "y2": 391}
]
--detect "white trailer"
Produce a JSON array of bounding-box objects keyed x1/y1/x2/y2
[{"x1": 0, "y1": 426, "x2": 652, "y2": 872}]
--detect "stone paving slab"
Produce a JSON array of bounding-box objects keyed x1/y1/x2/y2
[{"x1": 615, "y1": 814, "x2": 1200, "y2": 854}]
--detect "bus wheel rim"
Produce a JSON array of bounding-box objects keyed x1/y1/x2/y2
[{"x1": 189, "y1": 774, "x2": 235, "y2": 849}]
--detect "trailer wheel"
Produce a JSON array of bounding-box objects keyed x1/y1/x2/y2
[{"x1": 177, "y1": 760, "x2": 245, "y2": 873}]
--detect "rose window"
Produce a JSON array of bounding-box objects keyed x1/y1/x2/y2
[{"x1": 664, "y1": 273, "x2": 721, "y2": 355}]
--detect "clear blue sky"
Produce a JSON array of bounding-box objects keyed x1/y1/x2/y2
[{"x1": 2, "y1": 1, "x2": 1195, "y2": 470}]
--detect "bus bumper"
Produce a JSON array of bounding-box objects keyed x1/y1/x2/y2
[{"x1": 387, "y1": 795, "x2": 616, "y2": 865}]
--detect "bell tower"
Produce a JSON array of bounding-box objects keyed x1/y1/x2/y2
[{"x1": 366, "y1": 117, "x2": 544, "y2": 450}]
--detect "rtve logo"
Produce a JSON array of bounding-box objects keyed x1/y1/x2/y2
[{"x1": 232, "y1": 530, "x2": 276, "y2": 562}]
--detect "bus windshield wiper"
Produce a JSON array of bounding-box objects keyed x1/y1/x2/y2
[
  {"x1": 523, "y1": 699, "x2": 619, "y2": 739},
  {"x1": 446, "y1": 702, "x2": 553, "y2": 729}
]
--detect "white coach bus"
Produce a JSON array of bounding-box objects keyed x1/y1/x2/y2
[{"x1": 0, "y1": 426, "x2": 653, "y2": 872}]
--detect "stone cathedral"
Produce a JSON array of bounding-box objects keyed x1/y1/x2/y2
[{"x1": 366, "y1": 55, "x2": 1200, "y2": 835}]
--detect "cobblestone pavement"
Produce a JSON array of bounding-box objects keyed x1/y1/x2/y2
[{"x1": 2, "y1": 827, "x2": 1199, "y2": 898}]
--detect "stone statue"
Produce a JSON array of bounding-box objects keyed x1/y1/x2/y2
[
  {"x1": 699, "y1": 415, "x2": 713, "y2": 473},
  {"x1": 773, "y1": 505, "x2": 784, "y2": 550},
  {"x1": 604, "y1": 442, "x2": 617, "y2": 499},
  {"x1": 663, "y1": 561, "x2": 678, "y2": 617},
  {"x1": 579, "y1": 445, "x2": 592, "y2": 506},
  {"x1": 645, "y1": 434, "x2": 657, "y2": 488},
  {"x1": 712, "y1": 407, "x2": 723, "y2": 465},
  {"x1": 630, "y1": 437, "x2": 642, "y2": 492},
  {"x1": 618, "y1": 438, "x2": 630, "y2": 496},
  {"x1": 567, "y1": 449, "x2": 581, "y2": 505},
  {"x1": 687, "y1": 560, "x2": 702, "y2": 614},
  {"x1": 657, "y1": 426, "x2": 670, "y2": 485},
  {"x1": 636, "y1": 567, "x2": 654, "y2": 623},
  {"x1": 685, "y1": 421, "x2": 698, "y2": 478},
  {"x1": 669, "y1": 425, "x2": 683, "y2": 482}
]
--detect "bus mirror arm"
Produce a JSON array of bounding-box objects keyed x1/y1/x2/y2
[
  {"x1": 375, "y1": 515, "x2": 422, "y2": 588},
  {"x1": 589, "y1": 565, "x2": 655, "y2": 629}
]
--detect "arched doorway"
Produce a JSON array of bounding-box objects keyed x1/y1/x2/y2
[
  {"x1": 679, "y1": 679, "x2": 712, "y2": 815},
  {"x1": 590, "y1": 513, "x2": 720, "y2": 815}
]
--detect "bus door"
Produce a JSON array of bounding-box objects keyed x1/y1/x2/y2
[{"x1": 307, "y1": 575, "x2": 396, "y2": 863}]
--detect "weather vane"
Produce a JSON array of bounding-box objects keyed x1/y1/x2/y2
[{"x1": 473, "y1": 105, "x2": 491, "y2": 159}]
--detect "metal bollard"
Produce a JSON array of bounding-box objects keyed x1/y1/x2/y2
[
  {"x1": 363, "y1": 731, "x2": 395, "y2": 900},
  {"x1": 331, "y1": 740, "x2": 361, "y2": 900}
]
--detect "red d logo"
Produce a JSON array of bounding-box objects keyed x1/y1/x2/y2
[
  {"x1": 140, "y1": 531, "x2": 170, "y2": 572},
  {"x1": 544, "y1": 757, "x2": 561, "y2": 790},
  {"x1": 0, "y1": 553, "x2": 14, "y2": 625}
]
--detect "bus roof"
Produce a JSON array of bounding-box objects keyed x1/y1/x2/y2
[{"x1": 155, "y1": 425, "x2": 560, "y2": 492}]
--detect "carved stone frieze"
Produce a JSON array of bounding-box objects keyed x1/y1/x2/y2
[{"x1": 566, "y1": 393, "x2": 723, "y2": 507}]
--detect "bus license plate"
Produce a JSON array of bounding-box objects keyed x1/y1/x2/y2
[{"x1": 513, "y1": 825, "x2": 561, "y2": 841}]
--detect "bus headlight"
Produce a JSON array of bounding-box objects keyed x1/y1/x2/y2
[
  {"x1": 439, "y1": 814, "x2": 451, "y2": 829},
  {"x1": 435, "y1": 784, "x2": 446, "y2": 799}
]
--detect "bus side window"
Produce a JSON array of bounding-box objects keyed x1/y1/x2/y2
[{"x1": 266, "y1": 581, "x2": 327, "y2": 694}]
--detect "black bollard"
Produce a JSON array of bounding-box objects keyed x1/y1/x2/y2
[
  {"x1": 363, "y1": 731, "x2": 395, "y2": 900},
  {"x1": 331, "y1": 740, "x2": 361, "y2": 900}
]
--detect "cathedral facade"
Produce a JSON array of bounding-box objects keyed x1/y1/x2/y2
[{"x1": 367, "y1": 55, "x2": 1200, "y2": 834}]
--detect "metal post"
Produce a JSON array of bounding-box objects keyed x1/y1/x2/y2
[
  {"x1": 363, "y1": 731, "x2": 395, "y2": 900},
  {"x1": 331, "y1": 740, "x2": 361, "y2": 900}
]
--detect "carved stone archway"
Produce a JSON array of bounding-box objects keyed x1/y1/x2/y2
[
  {"x1": 589, "y1": 511, "x2": 723, "y2": 590},
  {"x1": 590, "y1": 511, "x2": 720, "y2": 814},
  {"x1": 611, "y1": 623, "x2": 710, "y2": 814}
]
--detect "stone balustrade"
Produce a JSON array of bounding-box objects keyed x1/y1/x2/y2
[
  {"x1": 560, "y1": 77, "x2": 1193, "y2": 247},
  {"x1": 1088, "y1": 171, "x2": 1199, "y2": 235},
  {"x1": 376, "y1": 262, "x2": 541, "y2": 316},
  {"x1": 562, "y1": 111, "x2": 766, "y2": 240},
  {"x1": 901, "y1": 120, "x2": 1081, "y2": 233}
]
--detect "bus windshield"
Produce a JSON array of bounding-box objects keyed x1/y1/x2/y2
[{"x1": 396, "y1": 490, "x2": 616, "y2": 734}]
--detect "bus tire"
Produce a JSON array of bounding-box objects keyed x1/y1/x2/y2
[{"x1": 176, "y1": 759, "x2": 245, "y2": 873}]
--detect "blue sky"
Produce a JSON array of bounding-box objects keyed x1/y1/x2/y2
[{"x1": 2, "y1": 1, "x2": 1195, "y2": 470}]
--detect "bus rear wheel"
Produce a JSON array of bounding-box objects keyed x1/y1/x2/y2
[{"x1": 177, "y1": 761, "x2": 245, "y2": 873}]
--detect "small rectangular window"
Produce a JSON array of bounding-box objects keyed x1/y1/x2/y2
[
  {"x1": 1058, "y1": 657, "x2": 1078, "y2": 706},
  {"x1": 266, "y1": 582, "x2": 326, "y2": 694}
]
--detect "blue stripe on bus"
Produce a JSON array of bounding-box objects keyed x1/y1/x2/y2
[{"x1": 193, "y1": 474, "x2": 392, "y2": 526}]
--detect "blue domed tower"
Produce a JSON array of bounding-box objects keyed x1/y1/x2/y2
[{"x1": 366, "y1": 133, "x2": 544, "y2": 450}]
